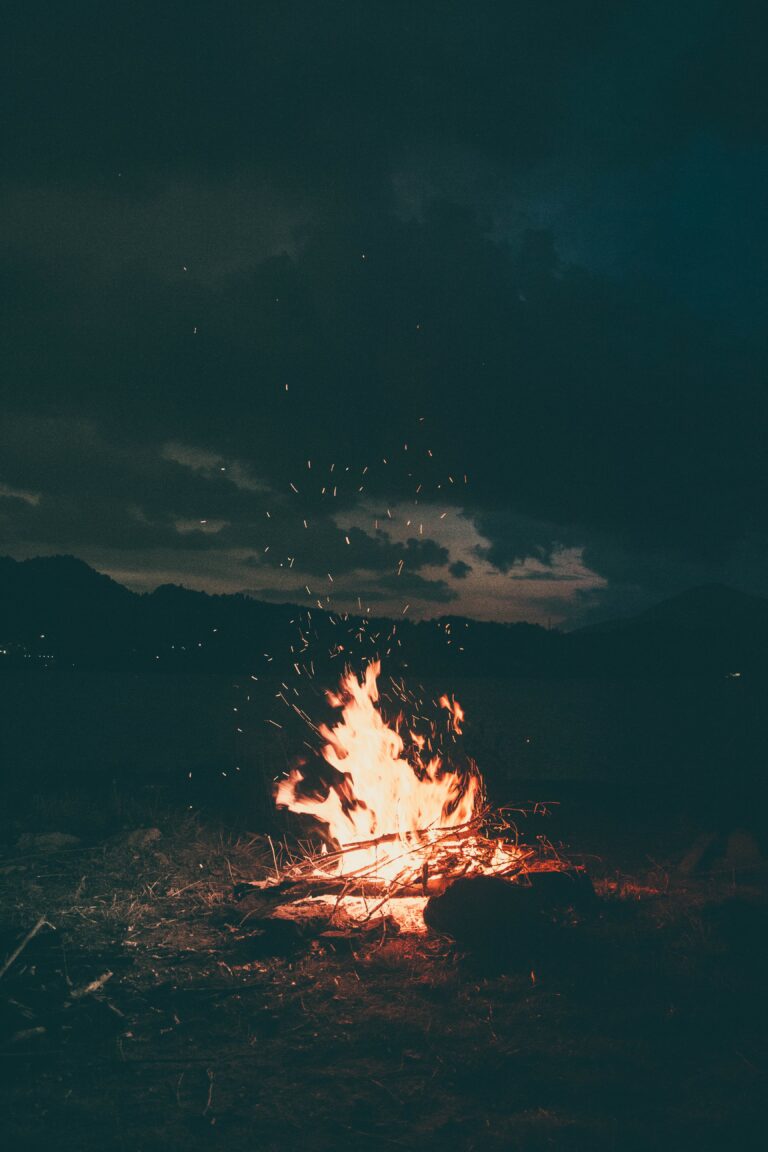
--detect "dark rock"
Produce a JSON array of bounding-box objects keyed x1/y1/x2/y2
[
  {"x1": 423, "y1": 871, "x2": 592, "y2": 962},
  {"x1": 521, "y1": 868, "x2": 597, "y2": 910}
]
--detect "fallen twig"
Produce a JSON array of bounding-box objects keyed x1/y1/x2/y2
[
  {"x1": 0, "y1": 915, "x2": 54, "y2": 981},
  {"x1": 202, "y1": 1068, "x2": 215, "y2": 1117},
  {"x1": 68, "y1": 970, "x2": 113, "y2": 1000}
]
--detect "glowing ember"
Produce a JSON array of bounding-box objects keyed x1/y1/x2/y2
[{"x1": 275, "y1": 662, "x2": 520, "y2": 883}]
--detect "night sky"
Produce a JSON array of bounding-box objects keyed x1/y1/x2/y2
[{"x1": 2, "y1": 2, "x2": 767, "y2": 625}]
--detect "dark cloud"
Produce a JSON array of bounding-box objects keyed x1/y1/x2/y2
[
  {"x1": 243, "y1": 526, "x2": 449, "y2": 580},
  {"x1": 2, "y1": 3, "x2": 618, "y2": 182},
  {"x1": 472, "y1": 511, "x2": 575, "y2": 572},
  {"x1": 0, "y1": 414, "x2": 450, "y2": 579},
  {"x1": 2, "y1": 3, "x2": 767, "y2": 620},
  {"x1": 449, "y1": 560, "x2": 472, "y2": 580}
]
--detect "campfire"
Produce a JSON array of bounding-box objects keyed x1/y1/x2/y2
[{"x1": 257, "y1": 663, "x2": 567, "y2": 932}]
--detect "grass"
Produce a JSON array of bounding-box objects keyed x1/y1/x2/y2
[{"x1": 0, "y1": 782, "x2": 766, "y2": 1151}]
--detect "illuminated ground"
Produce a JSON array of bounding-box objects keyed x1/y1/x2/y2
[{"x1": 1, "y1": 787, "x2": 766, "y2": 1151}]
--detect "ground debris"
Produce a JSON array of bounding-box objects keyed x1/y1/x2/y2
[
  {"x1": 0, "y1": 914, "x2": 54, "y2": 980},
  {"x1": 68, "y1": 970, "x2": 113, "y2": 1000},
  {"x1": 1, "y1": 805, "x2": 766, "y2": 1151}
]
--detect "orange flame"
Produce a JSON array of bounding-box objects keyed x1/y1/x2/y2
[
  {"x1": 439, "y1": 694, "x2": 465, "y2": 734},
  {"x1": 275, "y1": 662, "x2": 481, "y2": 879}
]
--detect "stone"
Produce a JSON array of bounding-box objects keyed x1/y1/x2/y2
[{"x1": 423, "y1": 870, "x2": 592, "y2": 960}]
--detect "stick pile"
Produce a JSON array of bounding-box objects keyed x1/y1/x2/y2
[{"x1": 240, "y1": 806, "x2": 568, "y2": 908}]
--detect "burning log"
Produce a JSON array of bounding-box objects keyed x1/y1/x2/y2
[
  {"x1": 241, "y1": 819, "x2": 539, "y2": 898},
  {"x1": 237, "y1": 820, "x2": 573, "y2": 939}
]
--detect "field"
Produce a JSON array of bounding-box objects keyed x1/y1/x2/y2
[
  {"x1": 1, "y1": 780, "x2": 766, "y2": 1152},
  {"x1": 4, "y1": 669, "x2": 768, "y2": 787}
]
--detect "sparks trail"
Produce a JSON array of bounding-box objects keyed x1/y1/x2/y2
[
  {"x1": 238, "y1": 406, "x2": 474, "y2": 747},
  {"x1": 252, "y1": 409, "x2": 467, "y2": 621}
]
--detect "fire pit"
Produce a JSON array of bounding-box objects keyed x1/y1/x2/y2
[{"x1": 247, "y1": 663, "x2": 573, "y2": 934}]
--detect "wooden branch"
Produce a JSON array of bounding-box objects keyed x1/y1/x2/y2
[
  {"x1": 68, "y1": 970, "x2": 113, "y2": 1001},
  {"x1": 0, "y1": 915, "x2": 53, "y2": 981}
]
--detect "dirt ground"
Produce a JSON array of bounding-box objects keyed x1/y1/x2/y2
[{"x1": 1, "y1": 786, "x2": 766, "y2": 1152}]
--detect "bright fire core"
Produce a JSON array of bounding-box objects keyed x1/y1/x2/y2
[{"x1": 275, "y1": 662, "x2": 489, "y2": 881}]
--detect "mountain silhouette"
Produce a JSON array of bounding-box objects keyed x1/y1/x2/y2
[
  {"x1": 1, "y1": 556, "x2": 766, "y2": 679},
  {"x1": 579, "y1": 583, "x2": 768, "y2": 634},
  {"x1": 570, "y1": 583, "x2": 768, "y2": 675}
]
